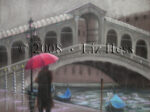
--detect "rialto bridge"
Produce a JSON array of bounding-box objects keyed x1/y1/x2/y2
[{"x1": 0, "y1": 3, "x2": 150, "y2": 93}]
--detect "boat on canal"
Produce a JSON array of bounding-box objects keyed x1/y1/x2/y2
[
  {"x1": 55, "y1": 88, "x2": 71, "y2": 102},
  {"x1": 105, "y1": 94, "x2": 126, "y2": 112}
]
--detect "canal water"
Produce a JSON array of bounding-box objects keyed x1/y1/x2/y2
[{"x1": 56, "y1": 87, "x2": 150, "y2": 112}]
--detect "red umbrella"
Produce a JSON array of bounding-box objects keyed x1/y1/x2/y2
[{"x1": 25, "y1": 53, "x2": 59, "y2": 70}]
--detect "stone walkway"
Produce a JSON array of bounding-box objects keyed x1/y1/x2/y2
[{"x1": 0, "y1": 89, "x2": 99, "y2": 112}]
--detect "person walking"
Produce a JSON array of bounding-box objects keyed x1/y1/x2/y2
[{"x1": 35, "y1": 66, "x2": 53, "y2": 112}]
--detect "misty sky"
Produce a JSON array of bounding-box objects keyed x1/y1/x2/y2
[{"x1": 0, "y1": 0, "x2": 150, "y2": 31}]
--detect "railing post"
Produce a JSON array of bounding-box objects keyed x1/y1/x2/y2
[
  {"x1": 13, "y1": 67, "x2": 16, "y2": 94},
  {"x1": 21, "y1": 65, "x2": 25, "y2": 94},
  {"x1": 100, "y1": 78, "x2": 103, "y2": 112},
  {"x1": 21, "y1": 65, "x2": 25, "y2": 112},
  {"x1": 4, "y1": 68, "x2": 8, "y2": 90}
]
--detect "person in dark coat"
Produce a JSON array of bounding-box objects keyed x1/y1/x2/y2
[{"x1": 35, "y1": 66, "x2": 53, "y2": 112}]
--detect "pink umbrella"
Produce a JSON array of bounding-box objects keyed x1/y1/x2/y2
[
  {"x1": 25, "y1": 53, "x2": 59, "y2": 70},
  {"x1": 25, "y1": 53, "x2": 58, "y2": 92}
]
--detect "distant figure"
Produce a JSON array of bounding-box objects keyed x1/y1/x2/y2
[{"x1": 36, "y1": 66, "x2": 53, "y2": 112}]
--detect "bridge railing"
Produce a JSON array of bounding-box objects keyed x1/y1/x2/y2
[
  {"x1": 131, "y1": 55, "x2": 150, "y2": 66},
  {"x1": 57, "y1": 44, "x2": 150, "y2": 68}
]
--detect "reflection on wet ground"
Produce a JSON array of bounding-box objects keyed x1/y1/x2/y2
[
  {"x1": 56, "y1": 87, "x2": 150, "y2": 112},
  {"x1": 0, "y1": 89, "x2": 98, "y2": 112}
]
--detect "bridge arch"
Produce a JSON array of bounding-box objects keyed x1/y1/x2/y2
[
  {"x1": 52, "y1": 63, "x2": 113, "y2": 83},
  {"x1": 50, "y1": 48, "x2": 150, "y2": 81},
  {"x1": 80, "y1": 13, "x2": 99, "y2": 43},
  {"x1": 121, "y1": 34, "x2": 132, "y2": 52},
  {"x1": 50, "y1": 55, "x2": 150, "y2": 87},
  {"x1": 45, "y1": 31, "x2": 57, "y2": 52},
  {"x1": 0, "y1": 46, "x2": 8, "y2": 67},
  {"x1": 106, "y1": 29, "x2": 117, "y2": 46},
  {"x1": 61, "y1": 27, "x2": 73, "y2": 48},
  {"x1": 11, "y1": 41, "x2": 25, "y2": 64},
  {"x1": 136, "y1": 40, "x2": 147, "y2": 59}
]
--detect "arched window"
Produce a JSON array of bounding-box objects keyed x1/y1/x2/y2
[
  {"x1": 0, "y1": 46, "x2": 7, "y2": 67},
  {"x1": 80, "y1": 13, "x2": 99, "y2": 43},
  {"x1": 136, "y1": 40, "x2": 147, "y2": 59},
  {"x1": 61, "y1": 27, "x2": 73, "y2": 48},
  {"x1": 107, "y1": 30, "x2": 117, "y2": 46},
  {"x1": 29, "y1": 36, "x2": 42, "y2": 55},
  {"x1": 45, "y1": 31, "x2": 57, "y2": 52},
  {"x1": 121, "y1": 34, "x2": 132, "y2": 53},
  {"x1": 11, "y1": 41, "x2": 25, "y2": 63},
  {"x1": 78, "y1": 18, "x2": 87, "y2": 43}
]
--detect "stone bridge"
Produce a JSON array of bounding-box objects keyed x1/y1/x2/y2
[
  {"x1": 0, "y1": 3, "x2": 150, "y2": 92},
  {"x1": 0, "y1": 44, "x2": 150, "y2": 93},
  {"x1": 52, "y1": 44, "x2": 150, "y2": 79}
]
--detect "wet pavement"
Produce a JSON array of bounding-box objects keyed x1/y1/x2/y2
[{"x1": 0, "y1": 89, "x2": 99, "y2": 112}]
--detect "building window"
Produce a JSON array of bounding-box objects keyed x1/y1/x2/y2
[
  {"x1": 107, "y1": 29, "x2": 118, "y2": 46},
  {"x1": 81, "y1": 13, "x2": 99, "y2": 43},
  {"x1": 61, "y1": 27, "x2": 73, "y2": 48},
  {"x1": 45, "y1": 31, "x2": 57, "y2": 52},
  {"x1": 136, "y1": 40, "x2": 147, "y2": 59},
  {"x1": 0, "y1": 46, "x2": 8, "y2": 67},
  {"x1": 121, "y1": 34, "x2": 132, "y2": 53},
  {"x1": 11, "y1": 41, "x2": 25, "y2": 64},
  {"x1": 30, "y1": 36, "x2": 42, "y2": 55}
]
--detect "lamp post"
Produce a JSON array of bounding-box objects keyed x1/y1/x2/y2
[{"x1": 26, "y1": 18, "x2": 37, "y2": 92}]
